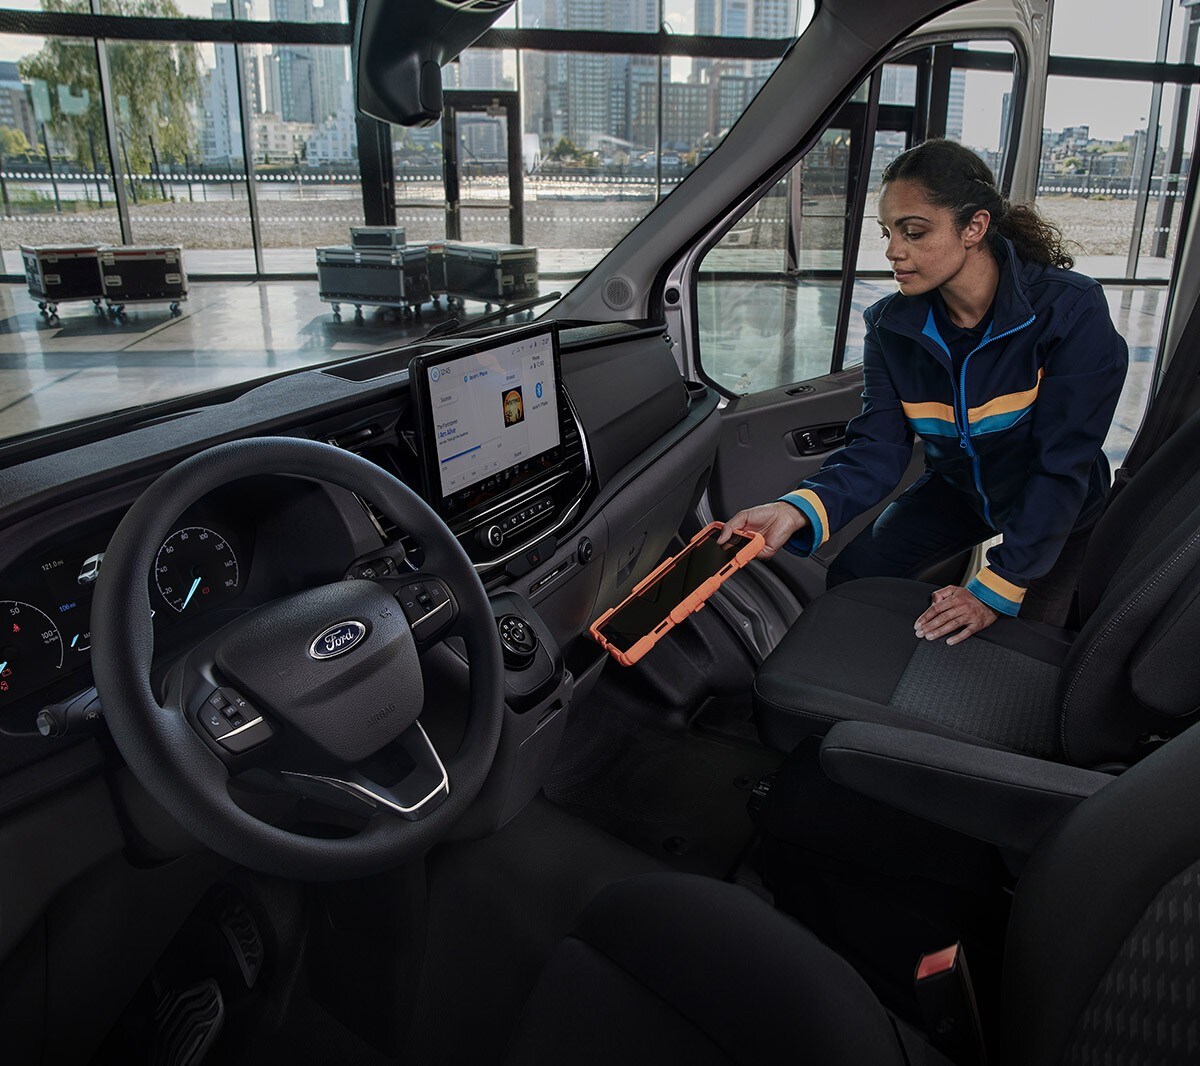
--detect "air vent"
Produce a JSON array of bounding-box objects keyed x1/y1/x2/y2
[
  {"x1": 325, "y1": 428, "x2": 420, "y2": 564},
  {"x1": 602, "y1": 275, "x2": 635, "y2": 311}
]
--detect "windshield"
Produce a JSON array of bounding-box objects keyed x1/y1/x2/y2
[{"x1": 0, "y1": 0, "x2": 811, "y2": 446}]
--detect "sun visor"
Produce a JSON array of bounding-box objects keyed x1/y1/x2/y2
[{"x1": 353, "y1": 0, "x2": 515, "y2": 126}]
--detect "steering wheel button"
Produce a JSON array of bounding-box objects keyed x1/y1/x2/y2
[
  {"x1": 206, "y1": 690, "x2": 230, "y2": 711},
  {"x1": 201, "y1": 708, "x2": 235, "y2": 739}
]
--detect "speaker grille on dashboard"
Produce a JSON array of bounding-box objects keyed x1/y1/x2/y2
[{"x1": 603, "y1": 276, "x2": 635, "y2": 310}]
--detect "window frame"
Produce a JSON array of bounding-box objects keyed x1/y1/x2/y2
[{"x1": 686, "y1": 29, "x2": 1028, "y2": 398}]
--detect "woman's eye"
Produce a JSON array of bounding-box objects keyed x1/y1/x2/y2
[{"x1": 905, "y1": 231, "x2": 924, "y2": 240}]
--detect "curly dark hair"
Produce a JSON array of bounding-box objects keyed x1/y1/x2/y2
[{"x1": 880, "y1": 139, "x2": 1074, "y2": 269}]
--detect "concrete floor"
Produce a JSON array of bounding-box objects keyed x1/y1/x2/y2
[{"x1": 0, "y1": 277, "x2": 1168, "y2": 468}]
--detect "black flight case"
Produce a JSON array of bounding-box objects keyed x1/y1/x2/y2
[
  {"x1": 444, "y1": 242, "x2": 539, "y2": 309},
  {"x1": 405, "y1": 240, "x2": 448, "y2": 303},
  {"x1": 21, "y1": 245, "x2": 104, "y2": 318},
  {"x1": 99, "y1": 245, "x2": 188, "y2": 318},
  {"x1": 349, "y1": 226, "x2": 408, "y2": 250},
  {"x1": 316, "y1": 245, "x2": 432, "y2": 319}
]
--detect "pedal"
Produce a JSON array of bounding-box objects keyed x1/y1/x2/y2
[
  {"x1": 210, "y1": 885, "x2": 264, "y2": 989},
  {"x1": 151, "y1": 979, "x2": 225, "y2": 1066}
]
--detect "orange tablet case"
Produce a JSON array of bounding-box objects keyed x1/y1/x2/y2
[{"x1": 588, "y1": 522, "x2": 765, "y2": 667}]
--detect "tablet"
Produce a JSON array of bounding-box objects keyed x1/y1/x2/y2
[{"x1": 589, "y1": 522, "x2": 764, "y2": 666}]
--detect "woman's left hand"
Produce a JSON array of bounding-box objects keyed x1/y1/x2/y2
[{"x1": 914, "y1": 586, "x2": 998, "y2": 646}]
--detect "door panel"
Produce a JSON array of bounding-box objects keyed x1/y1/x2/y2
[{"x1": 709, "y1": 371, "x2": 924, "y2": 601}]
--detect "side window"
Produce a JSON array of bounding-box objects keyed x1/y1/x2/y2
[{"x1": 696, "y1": 41, "x2": 1019, "y2": 393}]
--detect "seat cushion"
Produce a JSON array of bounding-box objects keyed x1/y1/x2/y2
[
  {"x1": 753, "y1": 578, "x2": 1075, "y2": 757},
  {"x1": 504, "y1": 872, "x2": 912, "y2": 1066}
]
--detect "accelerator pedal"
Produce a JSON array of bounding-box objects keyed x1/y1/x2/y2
[
  {"x1": 210, "y1": 885, "x2": 264, "y2": 989},
  {"x1": 151, "y1": 979, "x2": 225, "y2": 1066}
]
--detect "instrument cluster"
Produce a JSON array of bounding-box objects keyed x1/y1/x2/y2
[{"x1": 0, "y1": 515, "x2": 246, "y2": 712}]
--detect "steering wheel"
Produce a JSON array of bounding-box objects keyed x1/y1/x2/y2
[{"x1": 91, "y1": 437, "x2": 505, "y2": 880}]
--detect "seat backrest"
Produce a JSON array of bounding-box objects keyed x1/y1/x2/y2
[
  {"x1": 1078, "y1": 408, "x2": 1200, "y2": 622},
  {"x1": 1055, "y1": 410, "x2": 1200, "y2": 766},
  {"x1": 1002, "y1": 716, "x2": 1200, "y2": 1065}
]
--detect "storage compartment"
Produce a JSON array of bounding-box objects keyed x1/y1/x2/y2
[
  {"x1": 445, "y1": 242, "x2": 538, "y2": 304},
  {"x1": 560, "y1": 325, "x2": 688, "y2": 487}
]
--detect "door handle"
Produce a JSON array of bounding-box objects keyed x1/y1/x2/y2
[{"x1": 792, "y1": 423, "x2": 847, "y2": 456}]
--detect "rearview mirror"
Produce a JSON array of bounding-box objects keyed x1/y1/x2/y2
[{"x1": 353, "y1": 0, "x2": 515, "y2": 126}]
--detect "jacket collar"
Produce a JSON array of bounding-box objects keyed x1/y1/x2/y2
[{"x1": 875, "y1": 234, "x2": 1037, "y2": 342}]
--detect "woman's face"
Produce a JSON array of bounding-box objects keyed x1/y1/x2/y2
[{"x1": 877, "y1": 178, "x2": 990, "y2": 296}]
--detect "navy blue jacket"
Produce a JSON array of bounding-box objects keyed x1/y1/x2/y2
[{"x1": 780, "y1": 236, "x2": 1129, "y2": 616}]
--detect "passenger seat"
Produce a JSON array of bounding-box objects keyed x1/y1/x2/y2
[{"x1": 753, "y1": 409, "x2": 1200, "y2": 769}]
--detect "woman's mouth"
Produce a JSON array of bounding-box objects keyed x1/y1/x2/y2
[{"x1": 894, "y1": 270, "x2": 916, "y2": 282}]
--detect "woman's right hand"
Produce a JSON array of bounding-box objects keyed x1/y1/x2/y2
[{"x1": 718, "y1": 501, "x2": 809, "y2": 560}]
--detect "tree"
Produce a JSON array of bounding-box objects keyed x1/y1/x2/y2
[
  {"x1": 548, "y1": 136, "x2": 584, "y2": 163},
  {"x1": 18, "y1": 0, "x2": 202, "y2": 175},
  {"x1": 0, "y1": 125, "x2": 33, "y2": 160}
]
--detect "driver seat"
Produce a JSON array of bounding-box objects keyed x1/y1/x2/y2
[
  {"x1": 753, "y1": 409, "x2": 1200, "y2": 768},
  {"x1": 506, "y1": 715, "x2": 1200, "y2": 1064}
]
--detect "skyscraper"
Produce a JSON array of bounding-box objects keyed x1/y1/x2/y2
[
  {"x1": 945, "y1": 69, "x2": 966, "y2": 143},
  {"x1": 692, "y1": 0, "x2": 717, "y2": 82},
  {"x1": 201, "y1": 0, "x2": 257, "y2": 162},
  {"x1": 266, "y1": 0, "x2": 344, "y2": 125}
]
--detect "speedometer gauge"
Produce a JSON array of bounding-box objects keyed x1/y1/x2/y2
[
  {"x1": 0, "y1": 600, "x2": 63, "y2": 699},
  {"x1": 155, "y1": 527, "x2": 240, "y2": 613}
]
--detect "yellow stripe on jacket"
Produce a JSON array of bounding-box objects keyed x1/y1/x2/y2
[{"x1": 967, "y1": 370, "x2": 1044, "y2": 433}]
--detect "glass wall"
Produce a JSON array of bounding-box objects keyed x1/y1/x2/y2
[
  {"x1": 0, "y1": 34, "x2": 122, "y2": 272},
  {"x1": 250, "y1": 43, "x2": 363, "y2": 272},
  {"x1": 0, "y1": 0, "x2": 1192, "y2": 286},
  {"x1": 110, "y1": 40, "x2": 257, "y2": 273},
  {"x1": 0, "y1": 11, "x2": 784, "y2": 280}
]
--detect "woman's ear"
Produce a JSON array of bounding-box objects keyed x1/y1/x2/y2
[{"x1": 962, "y1": 209, "x2": 991, "y2": 250}]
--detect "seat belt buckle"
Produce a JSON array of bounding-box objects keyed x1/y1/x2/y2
[{"x1": 914, "y1": 942, "x2": 986, "y2": 1065}]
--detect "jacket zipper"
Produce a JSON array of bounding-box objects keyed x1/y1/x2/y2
[{"x1": 954, "y1": 314, "x2": 1037, "y2": 526}]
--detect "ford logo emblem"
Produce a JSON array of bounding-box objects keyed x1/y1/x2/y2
[{"x1": 309, "y1": 620, "x2": 368, "y2": 660}]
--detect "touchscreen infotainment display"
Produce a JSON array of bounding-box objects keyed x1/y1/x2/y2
[
  {"x1": 410, "y1": 323, "x2": 569, "y2": 521},
  {"x1": 428, "y1": 329, "x2": 559, "y2": 498}
]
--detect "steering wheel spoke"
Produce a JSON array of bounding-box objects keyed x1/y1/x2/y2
[{"x1": 279, "y1": 721, "x2": 449, "y2": 821}]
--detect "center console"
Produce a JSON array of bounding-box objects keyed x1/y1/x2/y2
[{"x1": 409, "y1": 322, "x2": 591, "y2": 575}]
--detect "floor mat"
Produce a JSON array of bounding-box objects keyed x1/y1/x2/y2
[{"x1": 544, "y1": 693, "x2": 783, "y2": 878}]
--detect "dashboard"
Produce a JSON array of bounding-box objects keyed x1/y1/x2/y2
[{"x1": 0, "y1": 319, "x2": 714, "y2": 772}]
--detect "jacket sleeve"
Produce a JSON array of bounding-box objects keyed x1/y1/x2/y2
[
  {"x1": 966, "y1": 287, "x2": 1129, "y2": 616},
  {"x1": 778, "y1": 311, "x2": 914, "y2": 556}
]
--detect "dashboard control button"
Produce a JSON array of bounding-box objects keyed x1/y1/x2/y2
[
  {"x1": 485, "y1": 525, "x2": 504, "y2": 549},
  {"x1": 577, "y1": 537, "x2": 594, "y2": 565},
  {"x1": 497, "y1": 613, "x2": 538, "y2": 668}
]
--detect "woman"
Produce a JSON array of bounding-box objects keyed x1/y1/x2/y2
[{"x1": 720, "y1": 139, "x2": 1128, "y2": 644}]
